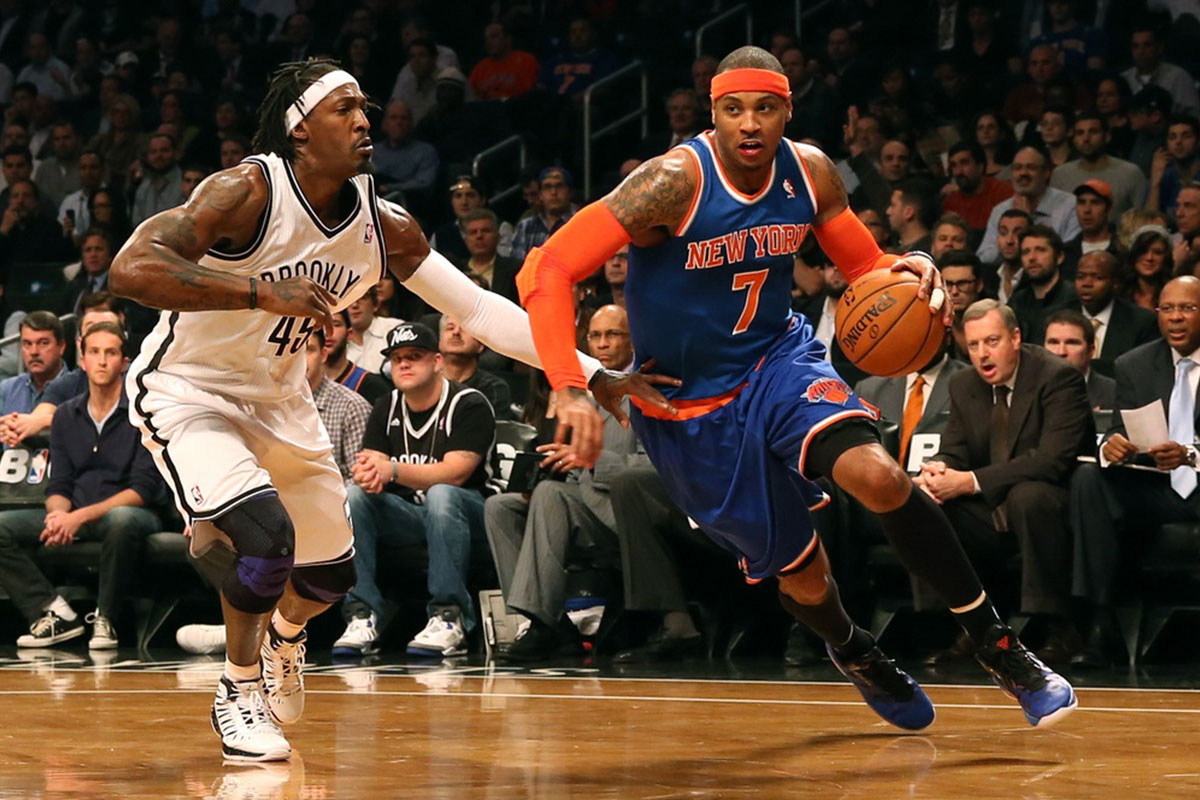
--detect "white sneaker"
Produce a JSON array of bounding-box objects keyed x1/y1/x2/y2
[
  {"x1": 261, "y1": 625, "x2": 306, "y2": 725},
  {"x1": 333, "y1": 613, "x2": 379, "y2": 656},
  {"x1": 177, "y1": 624, "x2": 227, "y2": 655},
  {"x1": 86, "y1": 611, "x2": 118, "y2": 650},
  {"x1": 407, "y1": 610, "x2": 467, "y2": 657},
  {"x1": 210, "y1": 676, "x2": 291, "y2": 763}
]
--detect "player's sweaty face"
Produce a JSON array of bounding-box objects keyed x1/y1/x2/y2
[
  {"x1": 712, "y1": 91, "x2": 789, "y2": 170},
  {"x1": 303, "y1": 85, "x2": 372, "y2": 175}
]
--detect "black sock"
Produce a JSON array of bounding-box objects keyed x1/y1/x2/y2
[
  {"x1": 877, "y1": 483, "x2": 985, "y2": 609},
  {"x1": 778, "y1": 585, "x2": 874, "y2": 660},
  {"x1": 951, "y1": 596, "x2": 1003, "y2": 644}
]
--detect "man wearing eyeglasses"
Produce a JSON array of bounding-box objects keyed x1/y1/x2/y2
[
  {"x1": 939, "y1": 250, "x2": 987, "y2": 362},
  {"x1": 1071, "y1": 275, "x2": 1200, "y2": 668}
]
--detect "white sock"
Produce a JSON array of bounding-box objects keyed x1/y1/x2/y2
[
  {"x1": 224, "y1": 659, "x2": 262, "y2": 683},
  {"x1": 46, "y1": 596, "x2": 77, "y2": 622},
  {"x1": 272, "y1": 610, "x2": 305, "y2": 639}
]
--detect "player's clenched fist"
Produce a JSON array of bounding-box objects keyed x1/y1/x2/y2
[{"x1": 259, "y1": 276, "x2": 337, "y2": 333}]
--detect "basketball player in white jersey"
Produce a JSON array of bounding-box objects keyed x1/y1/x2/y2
[{"x1": 110, "y1": 59, "x2": 676, "y2": 762}]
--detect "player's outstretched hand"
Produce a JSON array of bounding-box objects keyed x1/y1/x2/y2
[
  {"x1": 259, "y1": 276, "x2": 337, "y2": 335},
  {"x1": 890, "y1": 253, "x2": 951, "y2": 327},
  {"x1": 590, "y1": 360, "x2": 681, "y2": 429},
  {"x1": 552, "y1": 387, "x2": 605, "y2": 468}
]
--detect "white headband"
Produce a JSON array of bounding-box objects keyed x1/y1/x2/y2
[{"x1": 284, "y1": 70, "x2": 360, "y2": 134}]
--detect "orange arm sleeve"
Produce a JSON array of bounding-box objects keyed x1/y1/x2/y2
[
  {"x1": 517, "y1": 202, "x2": 633, "y2": 390},
  {"x1": 811, "y1": 206, "x2": 887, "y2": 283}
]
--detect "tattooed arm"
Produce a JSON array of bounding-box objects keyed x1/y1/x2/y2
[
  {"x1": 602, "y1": 149, "x2": 698, "y2": 241},
  {"x1": 109, "y1": 163, "x2": 336, "y2": 326}
]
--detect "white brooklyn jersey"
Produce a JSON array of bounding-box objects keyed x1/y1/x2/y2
[{"x1": 129, "y1": 153, "x2": 386, "y2": 402}]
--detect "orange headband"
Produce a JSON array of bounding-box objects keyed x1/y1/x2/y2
[{"x1": 710, "y1": 68, "x2": 790, "y2": 100}]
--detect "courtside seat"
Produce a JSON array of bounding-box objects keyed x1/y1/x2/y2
[{"x1": 1129, "y1": 522, "x2": 1200, "y2": 662}]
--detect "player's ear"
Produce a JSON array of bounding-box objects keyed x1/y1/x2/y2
[{"x1": 291, "y1": 123, "x2": 309, "y2": 147}]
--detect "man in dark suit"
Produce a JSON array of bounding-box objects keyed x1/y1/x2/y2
[
  {"x1": 1044, "y1": 309, "x2": 1116, "y2": 411},
  {"x1": 462, "y1": 208, "x2": 520, "y2": 305},
  {"x1": 1070, "y1": 276, "x2": 1200, "y2": 667},
  {"x1": 1072, "y1": 251, "x2": 1161, "y2": 378},
  {"x1": 856, "y1": 336, "x2": 970, "y2": 474},
  {"x1": 916, "y1": 299, "x2": 1094, "y2": 664},
  {"x1": 1008, "y1": 225, "x2": 1078, "y2": 345},
  {"x1": 636, "y1": 89, "x2": 702, "y2": 160}
]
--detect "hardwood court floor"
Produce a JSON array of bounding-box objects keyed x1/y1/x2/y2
[{"x1": 1, "y1": 654, "x2": 1199, "y2": 799}]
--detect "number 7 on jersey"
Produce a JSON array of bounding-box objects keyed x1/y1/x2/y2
[{"x1": 731, "y1": 269, "x2": 769, "y2": 335}]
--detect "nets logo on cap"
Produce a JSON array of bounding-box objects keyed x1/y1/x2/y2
[{"x1": 382, "y1": 322, "x2": 438, "y2": 356}]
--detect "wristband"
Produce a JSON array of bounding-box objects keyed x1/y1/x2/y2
[
  {"x1": 248, "y1": 277, "x2": 257, "y2": 310},
  {"x1": 391, "y1": 459, "x2": 399, "y2": 484}
]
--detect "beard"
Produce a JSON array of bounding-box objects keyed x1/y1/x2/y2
[{"x1": 326, "y1": 336, "x2": 349, "y2": 365}]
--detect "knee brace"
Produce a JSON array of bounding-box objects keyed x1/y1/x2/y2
[
  {"x1": 215, "y1": 494, "x2": 296, "y2": 614},
  {"x1": 289, "y1": 552, "x2": 357, "y2": 605}
]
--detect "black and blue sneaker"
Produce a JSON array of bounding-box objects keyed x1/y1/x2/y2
[
  {"x1": 975, "y1": 624, "x2": 1078, "y2": 728},
  {"x1": 827, "y1": 643, "x2": 936, "y2": 731}
]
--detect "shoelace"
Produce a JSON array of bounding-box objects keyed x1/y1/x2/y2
[
  {"x1": 985, "y1": 642, "x2": 1048, "y2": 692},
  {"x1": 847, "y1": 651, "x2": 914, "y2": 699},
  {"x1": 29, "y1": 614, "x2": 58, "y2": 636},
  {"x1": 235, "y1": 683, "x2": 279, "y2": 732}
]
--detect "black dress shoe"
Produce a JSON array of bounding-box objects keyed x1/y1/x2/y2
[
  {"x1": 1070, "y1": 619, "x2": 1114, "y2": 670},
  {"x1": 784, "y1": 623, "x2": 822, "y2": 667},
  {"x1": 1036, "y1": 630, "x2": 1082, "y2": 667},
  {"x1": 923, "y1": 631, "x2": 974, "y2": 666},
  {"x1": 500, "y1": 620, "x2": 559, "y2": 662},
  {"x1": 613, "y1": 631, "x2": 704, "y2": 663}
]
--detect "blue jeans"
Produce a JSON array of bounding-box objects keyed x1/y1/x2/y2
[{"x1": 346, "y1": 483, "x2": 487, "y2": 631}]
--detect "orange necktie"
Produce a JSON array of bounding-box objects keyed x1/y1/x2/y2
[{"x1": 900, "y1": 375, "x2": 925, "y2": 468}]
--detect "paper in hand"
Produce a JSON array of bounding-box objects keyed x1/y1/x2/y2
[{"x1": 1123, "y1": 401, "x2": 1170, "y2": 450}]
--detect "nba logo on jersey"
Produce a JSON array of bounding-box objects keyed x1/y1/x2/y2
[
  {"x1": 364, "y1": 222, "x2": 375, "y2": 244},
  {"x1": 783, "y1": 179, "x2": 796, "y2": 199},
  {"x1": 191, "y1": 485, "x2": 204, "y2": 505},
  {"x1": 26, "y1": 449, "x2": 48, "y2": 484}
]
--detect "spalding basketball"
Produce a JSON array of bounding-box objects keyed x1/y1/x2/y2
[{"x1": 833, "y1": 260, "x2": 947, "y2": 378}]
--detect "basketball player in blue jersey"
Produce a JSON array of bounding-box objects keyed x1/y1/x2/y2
[
  {"x1": 519, "y1": 47, "x2": 1077, "y2": 730},
  {"x1": 111, "y1": 59, "x2": 674, "y2": 761}
]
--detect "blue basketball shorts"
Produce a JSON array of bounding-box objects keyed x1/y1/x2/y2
[{"x1": 630, "y1": 319, "x2": 878, "y2": 582}]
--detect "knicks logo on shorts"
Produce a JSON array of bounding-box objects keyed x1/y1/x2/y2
[{"x1": 804, "y1": 378, "x2": 851, "y2": 405}]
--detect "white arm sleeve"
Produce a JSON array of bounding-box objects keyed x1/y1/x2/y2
[{"x1": 402, "y1": 248, "x2": 605, "y2": 381}]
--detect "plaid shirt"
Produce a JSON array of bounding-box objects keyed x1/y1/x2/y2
[
  {"x1": 509, "y1": 207, "x2": 577, "y2": 263},
  {"x1": 312, "y1": 377, "x2": 371, "y2": 481}
]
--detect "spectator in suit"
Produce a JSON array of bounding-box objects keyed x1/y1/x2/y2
[
  {"x1": 931, "y1": 214, "x2": 971, "y2": 262},
  {"x1": 858, "y1": 334, "x2": 970, "y2": 474},
  {"x1": 1123, "y1": 23, "x2": 1200, "y2": 115},
  {"x1": 1009, "y1": 224, "x2": 1078, "y2": 345},
  {"x1": 438, "y1": 315, "x2": 513, "y2": 421},
  {"x1": 977, "y1": 145, "x2": 1081, "y2": 265},
  {"x1": 637, "y1": 89, "x2": 701, "y2": 160},
  {"x1": 0, "y1": 322, "x2": 164, "y2": 649},
  {"x1": 1148, "y1": 114, "x2": 1200, "y2": 220},
  {"x1": 461, "y1": 208, "x2": 519, "y2": 303},
  {"x1": 304, "y1": 329, "x2": 369, "y2": 483},
  {"x1": 323, "y1": 310, "x2": 390, "y2": 405},
  {"x1": 885, "y1": 177, "x2": 936, "y2": 255},
  {"x1": 65, "y1": 229, "x2": 113, "y2": 316},
  {"x1": 780, "y1": 45, "x2": 840, "y2": 150},
  {"x1": 942, "y1": 141, "x2": 1014, "y2": 233},
  {"x1": 1063, "y1": 179, "x2": 1119, "y2": 274},
  {"x1": 984, "y1": 208, "x2": 1031, "y2": 304},
  {"x1": 1070, "y1": 276, "x2": 1200, "y2": 667},
  {"x1": 339, "y1": 322, "x2": 496, "y2": 658},
  {"x1": 31, "y1": 120, "x2": 80, "y2": 207},
  {"x1": 1044, "y1": 309, "x2": 1116, "y2": 410},
  {"x1": 1072, "y1": 250, "x2": 1160, "y2": 378},
  {"x1": 484, "y1": 310, "x2": 646, "y2": 661},
  {"x1": 916, "y1": 299, "x2": 1093, "y2": 664},
  {"x1": 940, "y1": 250, "x2": 987, "y2": 363},
  {"x1": 1050, "y1": 113, "x2": 1147, "y2": 216}
]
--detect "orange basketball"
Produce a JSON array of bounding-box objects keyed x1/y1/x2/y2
[{"x1": 833, "y1": 261, "x2": 947, "y2": 378}]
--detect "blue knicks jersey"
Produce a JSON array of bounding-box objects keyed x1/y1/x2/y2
[{"x1": 626, "y1": 133, "x2": 819, "y2": 402}]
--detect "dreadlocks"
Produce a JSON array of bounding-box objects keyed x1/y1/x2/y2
[{"x1": 252, "y1": 58, "x2": 341, "y2": 161}]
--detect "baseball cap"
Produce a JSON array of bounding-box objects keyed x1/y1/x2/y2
[
  {"x1": 381, "y1": 322, "x2": 438, "y2": 357},
  {"x1": 436, "y1": 67, "x2": 467, "y2": 87},
  {"x1": 1131, "y1": 85, "x2": 1172, "y2": 116},
  {"x1": 1073, "y1": 178, "x2": 1113, "y2": 205},
  {"x1": 539, "y1": 166, "x2": 573, "y2": 187},
  {"x1": 115, "y1": 51, "x2": 139, "y2": 67},
  {"x1": 447, "y1": 174, "x2": 485, "y2": 195}
]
